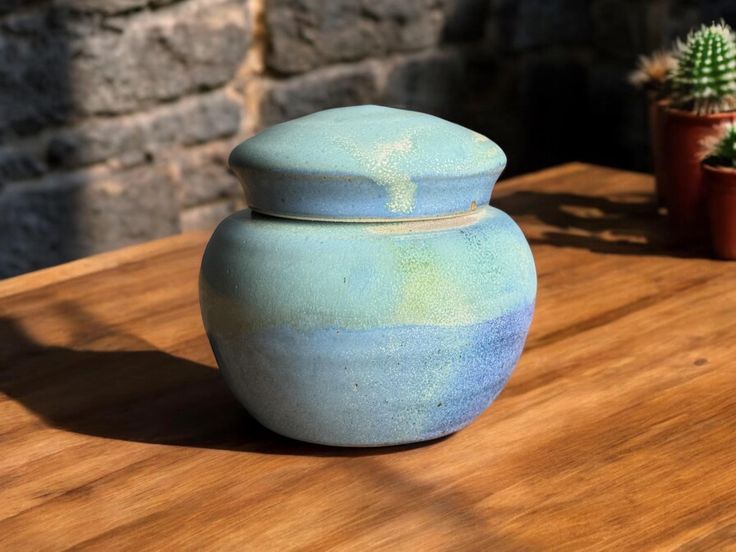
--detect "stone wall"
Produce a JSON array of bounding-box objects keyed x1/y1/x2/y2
[{"x1": 1, "y1": 0, "x2": 734, "y2": 277}]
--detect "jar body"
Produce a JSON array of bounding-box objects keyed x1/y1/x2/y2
[{"x1": 200, "y1": 206, "x2": 536, "y2": 446}]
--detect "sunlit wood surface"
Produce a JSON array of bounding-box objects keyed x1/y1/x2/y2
[{"x1": 1, "y1": 163, "x2": 735, "y2": 550}]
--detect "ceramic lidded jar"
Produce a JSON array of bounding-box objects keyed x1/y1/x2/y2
[{"x1": 200, "y1": 105, "x2": 536, "y2": 447}]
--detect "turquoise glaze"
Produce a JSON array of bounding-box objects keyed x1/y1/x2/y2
[
  {"x1": 228, "y1": 105, "x2": 507, "y2": 220},
  {"x1": 200, "y1": 105, "x2": 536, "y2": 447}
]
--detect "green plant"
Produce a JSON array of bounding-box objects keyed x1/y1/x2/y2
[
  {"x1": 670, "y1": 21, "x2": 736, "y2": 115},
  {"x1": 702, "y1": 124, "x2": 736, "y2": 167},
  {"x1": 628, "y1": 49, "x2": 677, "y2": 98}
]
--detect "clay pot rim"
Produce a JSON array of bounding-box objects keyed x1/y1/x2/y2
[
  {"x1": 665, "y1": 107, "x2": 736, "y2": 122},
  {"x1": 651, "y1": 98, "x2": 672, "y2": 107},
  {"x1": 702, "y1": 163, "x2": 736, "y2": 177}
]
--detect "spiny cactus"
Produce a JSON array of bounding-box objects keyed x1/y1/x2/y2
[
  {"x1": 671, "y1": 21, "x2": 736, "y2": 115},
  {"x1": 702, "y1": 124, "x2": 736, "y2": 167},
  {"x1": 628, "y1": 49, "x2": 678, "y2": 97}
]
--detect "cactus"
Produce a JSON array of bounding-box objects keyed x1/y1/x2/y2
[
  {"x1": 671, "y1": 22, "x2": 736, "y2": 115},
  {"x1": 628, "y1": 50, "x2": 677, "y2": 97},
  {"x1": 702, "y1": 124, "x2": 736, "y2": 167}
]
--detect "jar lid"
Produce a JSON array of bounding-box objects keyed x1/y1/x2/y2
[{"x1": 228, "y1": 105, "x2": 506, "y2": 221}]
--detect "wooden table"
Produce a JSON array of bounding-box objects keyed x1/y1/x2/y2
[{"x1": 1, "y1": 163, "x2": 735, "y2": 550}]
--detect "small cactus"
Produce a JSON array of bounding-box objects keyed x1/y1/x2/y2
[
  {"x1": 628, "y1": 50, "x2": 678, "y2": 97},
  {"x1": 702, "y1": 124, "x2": 736, "y2": 167},
  {"x1": 671, "y1": 21, "x2": 736, "y2": 115}
]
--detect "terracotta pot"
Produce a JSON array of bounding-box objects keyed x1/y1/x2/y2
[
  {"x1": 648, "y1": 99, "x2": 668, "y2": 207},
  {"x1": 704, "y1": 164, "x2": 736, "y2": 260},
  {"x1": 662, "y1": 108, "x2": 736, "y2": 245}
]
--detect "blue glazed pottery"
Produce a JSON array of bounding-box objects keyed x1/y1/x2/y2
[{"x1": 200, "y1": 105, "x2": 536, "y2": 447}]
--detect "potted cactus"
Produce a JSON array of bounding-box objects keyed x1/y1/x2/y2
[
  {"x1": 663, "y1": 21, "x2": 736, "y2": 244},
  {"x1": 702, "y1": 124, "x2": 736, "y2": 259},
  {"x1": 629, "y1": 50, "x2": 677, "y2": 207}
]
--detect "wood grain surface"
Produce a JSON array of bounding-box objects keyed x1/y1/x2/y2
[{"x1": 1, "y1": 163, "x2": 735, "y2": 550}]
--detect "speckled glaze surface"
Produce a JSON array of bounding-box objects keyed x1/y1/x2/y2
[
  {"x1": 200, "y1": 105, "x2": 536, "y2": 446},
  {"x1": 228, "y1": 105, "x2": 507, "y2": 220}
]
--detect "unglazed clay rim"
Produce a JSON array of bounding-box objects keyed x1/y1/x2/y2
[
  {"x1": 665, "y1": 107, "x2": 736, "y2": 122},
  {"x1": 250, "y1": 201, "x2": 483, "y2": 223},
  {"x1": 702, "y1": 163, "x2": 736, "y2": 176}
]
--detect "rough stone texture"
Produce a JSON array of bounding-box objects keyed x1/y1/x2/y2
[
  {"x1": 0, "y1": 137, "x2": 241, "y2": 276},
  {"x1": 0, "y1": 181, "x2": 79, "y2": 277},
  {"x1": 264, "y1": 0, "x2": 446, "y2": 74},
  {"x1": 0, "y1": 164, "x2": 180, "y2": 277},
  {"x1": 0, "y1": 146, "x2": 46, "y2": 182},
  {"x1": 2, "y1": 0, "x2": 736, "y2": 278},
  {"x1": 61, "y1": 0, "x2": 183, "y2": 15},
  {"x1": 258, "y1": 49, "x2": 469, "y2": 128},
  {"x1": 170, "y1": 140, "x2": 241, "y2": 207},
  {"x1": 69, "y1": 0, "x2": 249, "y2": 115},
  {"x1": 0, "y1": 89, "x2": 241, "y2": 184},
  {"x1": 0, "y1": 8, "x2": 74, "y2": 139},
  {"x1": 257, "y1": 62, "x2": 382, "y2": 127},
  {"x1": 0, "y1": 0, "x2": 248, "y2": 137},
  {"x1": 0, "y1": 0, "x2": 250, "y2": 277},
  {"x1": 46, "y1": 90, "x2": 242, "y2": 169}
]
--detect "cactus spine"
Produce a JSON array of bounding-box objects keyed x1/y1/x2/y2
[
  {"x1": 671, "y1": 22, "x2": 736, "y2": 115},
  {"x1": 703, "y1": 124, "x2": 736, "y2": 167}
]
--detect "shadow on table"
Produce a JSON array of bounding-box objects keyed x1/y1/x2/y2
[
  {"x1": 0, "y1": 311, "x2": 446, "y2": 457},
  {"x1": 493, "y1": 189, "x2": 704, "y2": 258},
  {"x1": 1, "y1": 310, "x2": 518, "y2": 546}
]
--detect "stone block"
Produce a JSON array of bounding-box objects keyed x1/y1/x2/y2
[
  {"x1": 264, "y1": 0, "x2": 445, "y2": 74},
  {"x1": 0, "y1": 0, "x2": 247, "y2": 136},
  {"x1": 169, "y1": 140, "x2": 242, "y2": 208},
  {"x1": 61, "y1": 0, "x2": 181, "y2": 15},
  {"x1": 0, "y1": 8, "x2": 74, "y2": 138},
  {"x1": 70, "y1": 0, "x2": 249, "y2": 115},
  {"x1": 0, "y1": 163, "x2": 180, "y2": 277},
  {"x1": 46, "y1": 90, "x2": 242, "y2": 170},
  {"x1": 0, "y1": 146, "x2": 46, "y2": 182},
  {"x1": 257, "y1": 62, "x2": 381, "y2": 127},
  {"x1": 0, "y1": 179, "x2": 78, "y2": 278}
]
